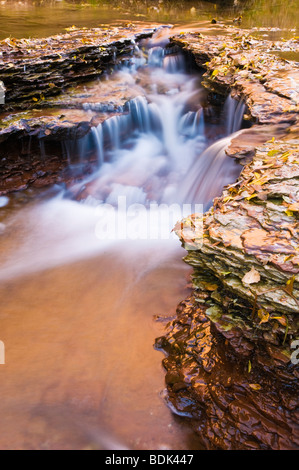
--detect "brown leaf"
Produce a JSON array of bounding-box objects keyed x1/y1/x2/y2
[{"x1": 242, "y1": 267, "x2": 261, "y2": 285}]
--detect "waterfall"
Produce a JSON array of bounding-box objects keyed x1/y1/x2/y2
[
  {"x1": 163, "y1": 53, "x2": 186, "y2": 73},
  {"x1": 179, "y1": 109, "x2": 205, "y2": 139},
  {"x1": 63, "y1": 39, "x2": 248, "y2": 210},
  {"x1": 91, "y1": 126, "x2": 104, "y2": 166},
  {"x1": 148, "y1": 46, "x2": 165, "y2": 68},
  {"x1": 223, "y1": 94, "x2": 246, "y2": 135},
  {"x1": 0, "y1": 27, "x2": 255, "y2": 453},
  {"x1": 177, "y1": 132, "x2": 242, "y2": 209},
  {"x1": 128, "y1": 96, "x2": 151, "y2": 133}
]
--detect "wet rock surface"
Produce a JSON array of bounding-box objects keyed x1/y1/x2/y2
[
  {"x1": 177, "y1": 140, "x2": 299, "y2": 315},
  {"x1": 155, "y1": 291, "x2": 299, "y2": 450},
  {"x1": 0, "y1": 25, "x2": 157, "y2": 192},
  {"x1": 0, "y1": 25, "x2": 157, "y2": 141},
  {"x1": 0, "y1": 25, "x2": 156, "y2": 111},
  {"x1": 171, "y1": 30, "x2": 299, "y2": 126},
  {"x1": 156, "y1": 29, "x2": 299, "y2": 450}
]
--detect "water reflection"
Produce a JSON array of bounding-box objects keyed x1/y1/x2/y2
[{"x1": 0, "y1": 0, "x2": 297, "y2": 40}]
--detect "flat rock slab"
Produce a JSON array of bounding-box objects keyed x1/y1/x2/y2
[
  {"x1": 171, "y1": 31, "x2": 299, "y2": 126},
  {"x1": 0, "y1": 25, "x2": 157, "y2": 110},
  {"x1": 0, "y1": 26, "x2": 157, "y2": 144}
]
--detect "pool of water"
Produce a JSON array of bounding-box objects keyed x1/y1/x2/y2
[{"x1": 0, "y1": 0, "x2": 297, "y2": 40}]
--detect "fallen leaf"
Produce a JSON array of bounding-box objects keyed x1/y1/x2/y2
[
  {"x1": 249, "y1": 384, "x2": 262, "y2": 391},
  {"x1": 285, "y1": 275, "x2": 295, "y2": 295},
  {"x1": 201, "y1": 281, "x2": 219, "y2": 291},
  {"x1": 258, "y1": 308, "x2": 269, "y2": 324},
  {"x1": 288, "y1": 203, "x2": 299, "y2": 212},
  {"x1": 242, "y1": 267, "x2": 261, "y2": 285}
]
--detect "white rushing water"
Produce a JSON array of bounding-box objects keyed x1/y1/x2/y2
[{"x1": 0, "y1": 31, "x2": 245, "y2": 280}]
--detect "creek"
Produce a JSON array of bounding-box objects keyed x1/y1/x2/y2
[{"x1": 0, "y1": 29, "x2": 247, "y2": 450}]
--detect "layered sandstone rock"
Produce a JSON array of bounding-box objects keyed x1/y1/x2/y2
[{"x1": 156, "y1": 29, "x2": 299, "y2": 450}]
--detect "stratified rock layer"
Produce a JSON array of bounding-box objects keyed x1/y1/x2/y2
[
  {"x1": 0, "y1": 26, "x2": 156, "y2": 193},
  {"x1": 156, "y1": 291, "x2": 299, "y2": 450},
  {"x1": 171, "y1": 30, "x2": 299, "y2": 126},
  {"x1": 0, "y1": 25, "x2": 155, "y2": 111},
  {"x1": 156, "y1": 30, "x2": 299, "y2": 450}
]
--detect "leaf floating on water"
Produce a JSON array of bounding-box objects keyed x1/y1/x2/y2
[{"x1": 242, "y1": 267, "x2": 261, "y2": 285}]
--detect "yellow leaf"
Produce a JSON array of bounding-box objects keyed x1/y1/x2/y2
[
  {"x1": 201, "y1": 282, "x2": 219, "y2": 291},
  {"x1": 257, "y1": 309, "x2": 269, "y2": 324},
  {"x1": 267, "y1": 149, "x2": 279, "y2": 157},
  {"x1": 271, "y1": 316, "x2": 287, "y2": 327},
  {"x1": 285, "y1": 275, "x2": 295, "y2": 295},
  {"x1": 285, "y1": 210, "x2": 294, "y2": 217},
  {"x1": 246, "y1": 193, "x2": 258, "y2": 200},
  {"x1": 211, "y1": 69, "x2": 219, "y2": 78},
  {"x1": 279, "y1": 151, "x2": 291, "y2": 162},
  {"x1": 222, "y1": 196, "x2": 233, "y2": 203},
  {"x1": 249, "y1": 384, "x2": 262, "y2": 391}
]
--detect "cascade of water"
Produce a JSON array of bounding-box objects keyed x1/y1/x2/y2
[
  {"x1": 148, "y1": 46, "x2": 165, "y2": 68},
  {"x1": 128, "y1": 96, "x2": 151, "y2": 134},
  {"x1": 163, "y1": 53, "x2": 186, "y2": 74},
  {"x1": 179, "y1": 132, "x2": 244, "y2": 210},
  {"x1": 223, "y1": 93, "x2": 246, "y2": 135},
  {"x1": 101, "y1": 114, "x2": 131, "y2": 151},
  {"x1": 65, "y1": 39, "x2": 247, "y2": 212},
  {"x1": 91, "y1": 125, "x2": 104, "y2": 166},
  {"x1": 0, "y1": 28, "x2": 251, "y2": 453},
  {"x1": 177, "y1": 132, "x2": 242, "y2": 208},
  {"x1": 179, "y1": 108, "x2": 205, "y2": 139}
]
